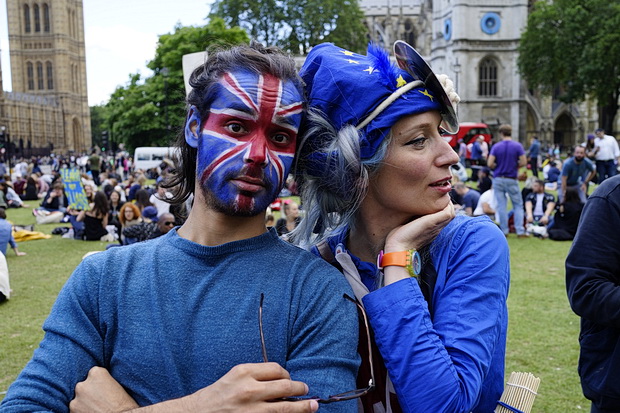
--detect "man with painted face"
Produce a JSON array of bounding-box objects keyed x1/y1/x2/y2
[{"x1": 1, "y1": 43, "x2": 358, "y2": 413}]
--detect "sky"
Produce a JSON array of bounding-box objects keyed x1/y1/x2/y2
[{"x1": 0, "y1": 0, "x2": 213, "y2": 106}]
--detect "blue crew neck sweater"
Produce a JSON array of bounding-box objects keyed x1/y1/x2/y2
[{"x1": 1, "y1": 228, "x2": 359, "y2": 412}]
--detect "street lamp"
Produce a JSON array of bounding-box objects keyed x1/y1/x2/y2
[
  {"x1": 453, "y1": 58, "x2": 462, "y2": 116},
  {"x1": 0, "y1": 126, "x2": 5, "y2": 163},
  {"x1": 453, "y1": 58, "x2": 461, "y2": 94},
  {"x1": 0, "y1": 126, "x2": 12, "y2": 177}
]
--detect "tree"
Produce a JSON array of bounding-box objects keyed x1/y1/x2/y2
[
  {"x1": 89, "y1": 104, "x2": 108, "y2": 148},
  {"x1": 209, "y1": 0, "x2": 285, "y2": 47},
  {"x1": 518, "y1": 0, "x2": 620, "y2": 133},
  {"x1": 104, "y1": 19, "x2": 249, "y2": 152},
  {"x1": 210, "y1": 0, "x2": 368, "y2": 53},
  {"x1": 286, "y1": 0, "x2": 367, "y2": 54}
]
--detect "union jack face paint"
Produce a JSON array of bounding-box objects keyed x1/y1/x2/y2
[{"x1": 196, "y1": 69, "x2": 303, "y2": 215}]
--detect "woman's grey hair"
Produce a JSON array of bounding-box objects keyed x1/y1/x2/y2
[{"x1": 290, "y1": 108, "x2": 390, "y2": 246}]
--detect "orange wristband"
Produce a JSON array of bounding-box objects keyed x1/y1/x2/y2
[{"x1": 377, "y1": 249, "x2": 421, "y2": 277}]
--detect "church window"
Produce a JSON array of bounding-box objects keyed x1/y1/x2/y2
[
  {"x1": 37, "y1": 62, "x2": 44, "y2": 90},
  {"x1": 27, "y1": 62, "x2": 35, "y2": 90},
  {"x1": 43, "y1": 4, "x2": 50, "y2": 32},
  {"x1": 34, "y1": 4, "x2": 41, "y2": 32},
  {"x1": 24, "y1": 4, "x2": 31, "y2": 33},
  {"x1": 67, "y1": 8, "x2": 72, "y2": 37},
  {"x1": 404, "y1": 19, "x2": 415, "y2": 46},
  {"x1": 479, "y1": 58, "x2": 498, "y2": 96},
  {"x1": 46, "y1": 62, "x2": 54, "y2": 89}
]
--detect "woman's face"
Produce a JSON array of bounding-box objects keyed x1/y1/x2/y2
[
  {"x1": 286, "y1": 202, "x2": 299, "y2": 219},
  {"x1": 364, "y1": 111, "x2": 459, "y2": 221},
  {"x1": 110, "y1": 192, "x2": 120, "y2": 203},
  {"x1": 85, "y1": 185, "x2": 93, "y2": 196},
  {"x1": 123, "y1": 207, "x2": 135, "y2": 221}
]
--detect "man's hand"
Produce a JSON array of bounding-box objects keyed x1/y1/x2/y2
[
  {"x1": 70, "y1": 363, "x2": 318, "y2": 413},
  {"x1": 540, "y1": 215, "x2": 549, "y2": 225},
  {"x1": 185, "y1": 363, "x2": 318, "y2": 413},
  {"x1": 70, "y1": 367, "x2": 139, "y2": 413},
  {"x1": 526, "y1": 213, "x2": 534, "y2": 223}
]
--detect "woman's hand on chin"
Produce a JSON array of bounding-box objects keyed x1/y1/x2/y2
[{"x1": 384, "y1": 202, "x2": 455, "y2": 253}]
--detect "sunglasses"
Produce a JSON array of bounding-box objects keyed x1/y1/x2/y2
[
  {"x1": 163, "y1": 221, "x2": 175, "y2": 226},
  {"x1": 259, "y1": 293, "x2": 375, "y2": 404}
]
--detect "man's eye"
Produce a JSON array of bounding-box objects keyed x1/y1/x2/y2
[
  {"x1": 226, "y1": 123, "x2": 246, "y2": 134},
  {"x1": 272, "y1": 133, "x2": 290, "y2": 145}
]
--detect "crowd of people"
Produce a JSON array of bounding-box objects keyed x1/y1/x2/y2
[
  {"x1": 0, "y1": 39, "x2": 618, "y2": 413},
  {"x1": 451, "y1": 126, "x2": 618, "y2": 242}
]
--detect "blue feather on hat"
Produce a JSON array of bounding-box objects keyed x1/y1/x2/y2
[{"x1": 367, "y1": 43, "x2": 400, "y2": 91}]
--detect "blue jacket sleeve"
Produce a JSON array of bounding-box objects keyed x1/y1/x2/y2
[
  {"x1": 362, "y1": 218, "x2": 509, "y2": 413},
  {"x1": 1, "y1": 258, "x2": 104, "y2": 412},
  {"x1": 8, "y1": 232, "x2": 17, "y2": 249}
]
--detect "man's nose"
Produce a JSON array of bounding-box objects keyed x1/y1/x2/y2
[{"x1": 245, "y1": 136, "x2": 268, "y2": 167}]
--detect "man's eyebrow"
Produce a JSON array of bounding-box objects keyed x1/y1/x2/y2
[
  {"x1": 225, "y1": 100, "x2": 256, "y2": 115},
  {"x1": 274, "y1": 115, "x2": 297, "y2": 127}
]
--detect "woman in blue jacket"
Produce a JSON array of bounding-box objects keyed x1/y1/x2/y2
[{"x1": 293, "y1": 41, "x2": 510, "y2": 412}]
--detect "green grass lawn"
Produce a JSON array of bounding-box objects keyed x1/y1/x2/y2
[{"x1": 0, "y1": 205, "x2": 589, "y2": 411}]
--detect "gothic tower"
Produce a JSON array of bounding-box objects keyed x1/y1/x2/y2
[{"x1": 5, "y1": 0, "x2": 91, "y2": 152}]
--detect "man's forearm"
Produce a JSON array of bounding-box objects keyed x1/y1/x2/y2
[
  {"x1": 545, "y1": 203, "x2": 556, "y2": 218},
  {"x1": 126, "y1": 396, "x2": 195, "y2": 413}
]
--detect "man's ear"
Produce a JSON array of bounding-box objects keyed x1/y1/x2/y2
[{"x1": 185, "y1": 106, "x2": 201, "y2": 148}]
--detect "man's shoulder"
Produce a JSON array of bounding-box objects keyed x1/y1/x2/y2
[
  {"x1": 591, "y1": 175, "x2": 620, "y2": 201},
  {"x1": 465, "y1": 188, "x2": 480, "y2": 198},
  {"x1": 0, "y1": 219, "x2": 11, "y2": 233},
  {"x1": 273, "y1": 237, "x2": 335, "y2": 268}
]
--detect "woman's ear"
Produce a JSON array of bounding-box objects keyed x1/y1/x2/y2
[{"x1": 185, "y1": 106, "x2": 201, "y2": 148}]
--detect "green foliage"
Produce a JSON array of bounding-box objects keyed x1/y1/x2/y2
[
  {"x1": 89, "y1": 105, "x2": 108, "y2": 148},
  {"x1": 518, "y1": 0, "x2": 620, "y2": 131},
  {"x1": 100, "y1": 19, "x2": 249, "y2": 153},
  {"x1": 0, "y1": 205, "x2": 590, "y2": 410},
  {"x1": 210, "y1": 0, "x2": 368, "y2": 53},
  {"x1": 209, "y1": 0, "x2": 285, "y2": 47}
]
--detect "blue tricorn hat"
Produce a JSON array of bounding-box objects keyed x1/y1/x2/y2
[{"x1": 300, "y1": 41, "x2": 459, "y2": 159}]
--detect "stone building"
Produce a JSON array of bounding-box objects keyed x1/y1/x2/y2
[
  {"x1": 360, "y1": 0, "x2": 612, "y2": 150},
  {"x1": 0, "y1": 0, "x2": 91, "y2": 157}
]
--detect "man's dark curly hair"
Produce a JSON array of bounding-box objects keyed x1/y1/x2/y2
[{"x1": 163, "y1": 41, "x2": 305, "y2": 205}]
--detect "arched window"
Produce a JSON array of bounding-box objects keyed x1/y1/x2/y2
[
  {"x1": 37, "y1": 62, "x2": 44, "y2": 90},
  {"x1": 46, "y1": 61, "x2": 53, "y2": 89},
  {"x1": 24, "y1": 4, "x2": 31, "y2": 33},
  {"x1": 74, "y1": 65, "x2": 79, "y2": 92},
  {"x1": 27, "y1": 62, "x2": 35, "y2": 90},
  {"x1": 34, "y1": 4, "x2": 41, "y2": 32},
  {"x1": 404, "y1": 19, "x2": 415, "y2": 47},
  {"x1": 43, "y1": 3, "x2": 50, "y2": 32},
  {"x1": 71, "y1": 64, "x2": 78, "y2": 92},
  {"x1": 479, "y1": 58, "x2": 498, "y2": 96},
  {"x1": 67, "y1": 8, "x2": 72, "y2": 37}
]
